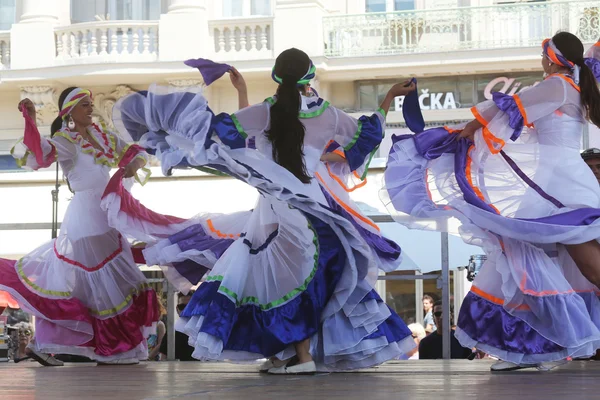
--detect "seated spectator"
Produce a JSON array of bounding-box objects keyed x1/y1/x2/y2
[
  {"x1": 159, "y1": 291, "x2": 196, "y2": 361},
  {"x1": 407, "y1": 323, "x2": 426, "y2": 360},
  {"x1": 582, "y1": 148, "x2": 600, "y2": 185},
  {"x1": 12, "y1": 322, "x2": 33, "y2": 362},
  {"x1": 418, "y1": 301, "x2": 472, "y2": 360}
]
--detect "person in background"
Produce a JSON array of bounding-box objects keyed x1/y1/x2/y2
[
  {"x1": 418, "y1": 301, "x2": 472, "y2": 360},
  {"x1": 159, "y1": 291, "x2": 196, "y2": 361},
  {"x1": 148, "y1": 295, "x2": 167, "y2": 361},
  {"x1": 422, "y1": 295, "x2": 436, "y2": 333},
  {"x1": 12, "y1": 322, "x2": 33, "y2": 362},
  {"x1": 581, "y1": 148, "x2": 600, "y2": 185},
  {"x1": 407, "y1": 323, "x2": 426, "y2": 360}
]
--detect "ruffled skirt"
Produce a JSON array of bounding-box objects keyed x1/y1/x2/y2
[
  {"x1": 0, "y1": 188, "x2": 159, "y2": 361},
  {"x1": 110, "y1": 85, "x2": 415, "y2": 370},
  {"x1": 382, "y1": 127, "x2": 600, "y2": 363}
]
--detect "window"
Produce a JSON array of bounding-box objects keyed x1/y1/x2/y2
[
  {"x1": 223, "y1": 0, "x2": 271, "y2": 17},
  {"x1": 223, "y1": 0, "x2": 243, "y2": 17},
  {"x1": 365, "y1": 0, "x2": 386, "y2": 12},
  {"x1": 251, "y1": 0, "x2": 271, "y2": 16},
  {"x1": 71, "y1": 0, "x2": 163, "y2": 23},
  {"x1": 0, "y1": 0, "x2": 15, "y2": 30},
  {"x1": 394, "y1": 0, "x2": 414, "y2": 11}
]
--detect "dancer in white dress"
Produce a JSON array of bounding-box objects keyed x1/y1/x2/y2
[
  {"x1": 108, "y1": 48, "x2": 417, "y2": 374},
  {"x1": 0, "y1": 88, "x2": 159, "y2": 365},
  {"x1": 382, "y1": 32, "x2": 600, "y2": 371}
]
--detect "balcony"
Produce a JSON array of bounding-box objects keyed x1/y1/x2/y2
[
  {"x1": 54, "y1": 21, "x2": 159, "y2": 64},
  {"x1": 323, "y1": 0, "x2": 600, "y2": 57},
  {"x1": 209, "y1": 16, "x2": 274, "y2": 61}
]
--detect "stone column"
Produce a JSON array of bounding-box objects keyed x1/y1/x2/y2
[
  {"x1": 18, "y1": 0, "x2": 59, "y2": 23},
  {"x1": 159, "y1": 0, "x2": 209, "y2": 60},
  {"x1": 11, "y1": 0, "x2": 64, "y2": 69}
]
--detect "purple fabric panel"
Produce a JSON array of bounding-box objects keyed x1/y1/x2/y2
[
  {"x1": 453, "y1": 140, "x2": 500, "y2": 215},
  {"x1": 499, "y1": 150, "x2": 565, "y2": 209},
  {"x1": 319, "y1": 187, "x2": 401, "y2": 261},
  {"x1": 492, "y1": 92, "x2": 523, "y2": 141},
  {"x1": 344, "y1": 113, "x2": 384, "y2": 171},
  {"x1": 391, "y1": 134, "x2": 413, "y2": 145},
  {"x1": 184, "y1": 58, "x2": 232, "y2": 86},
  {"x1": 585, "y1": 57, "x2": 600, "y2": 82},
  {"x1": 458, "y1": 291, "x2": 564, "y2": 355},
  {"x1": 172, "y1": 259, "x2": 209, "y2": 287},
  {"x1": 325, "y1": 140, "x2": 341, "y2": 154},
  {"x1": 169, "y1": 223, "x2": 234, "y2": 259},
  {"x1": 413, "y1": 128, "x2": 459, "y2": 160},
  {"x1": 520, "y1": 208, "x2": 600, "y2": 226},
  {"x1": 402, "y1": 78, "x2": 425, "y2": 134},
  {"x1": 395, "y1": 127, "x2": 600, "y2": 226}
]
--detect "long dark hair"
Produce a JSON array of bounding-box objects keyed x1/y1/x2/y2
[
  {"x1": 50, "y1": 87, "x2": 78, "y2": 137},
  {"x1": 553, "y1": 32, "x2": 600, "y2": 127},
  {"x1": 266, "y1": 48, "x2": 311, "y2": 183}
]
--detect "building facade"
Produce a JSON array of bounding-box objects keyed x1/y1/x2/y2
[{"x1": 0, "y1": 0, "x2": 599, "y2": 323}]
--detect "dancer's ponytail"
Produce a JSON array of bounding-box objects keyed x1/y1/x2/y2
[
  {"x1": 578, "y1": 62, "x2": 600, "y2": 128},
  {"x1": 266, "y1": 49, "x2": 311, "y2": 183},
  {"x1": 552, "y1": 32, "x2": 600, "y2": 128}
]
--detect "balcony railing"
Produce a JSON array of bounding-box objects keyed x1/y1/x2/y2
[
  {"x1": 0, "y1": 32, "x2": 10, "y2": 69},
  {"x1": 54, "y1": 21, "x2": 159, "y2": 64},
  {"x1": 209, "y1": 17, "x2": 274, "y2": 60},
  {"x1": 323, "y1": 0, "x2": 600, "y2": 57}
]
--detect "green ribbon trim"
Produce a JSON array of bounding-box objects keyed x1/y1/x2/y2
[
  {"x1": 207, "y1": 221, "x2": 320, "y2": 311},
  {"x1": 377, "y1": 107, "x2": 387, "y2": 118},
  {"x1": 18, "y1": 259, "x2": 72, "y2": 297},
  {"x1": 192, "y1": 166, "x2": 231, "y2": 177},
  {"x1": 264, "y1": 97, "x2": 330, "y2": 119},
  {"x1": 230, "y1": 114, "x2": 248, "y2": 139},
  {"x1": 18, "y1": 258, "x2": 152, "y2": 316},
  {"x1": 343, "y1": 120, "x2": 363, "y2": 151},
  {"x1": 299, "y1": 101, "x2": 330, "y2": 119}
]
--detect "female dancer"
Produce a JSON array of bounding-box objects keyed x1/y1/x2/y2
[
  {"x1": 111, "y1": 48, "x2": 416, "y2": 374},
  {"x1": 0, "y1": 87, "x2": 160, "y2": 365},
  {"x1": 382, "y1": 32, "x2": 600, "y2": 371}
]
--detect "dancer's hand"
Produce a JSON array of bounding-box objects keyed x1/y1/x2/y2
[
  {"x1": 457, "y1": 120, "x2": 481, "y2": 140},
  {"x1": 229, "y1": 67, "x2": 247, "y2": 94},
  {"x1": 18, "y1": 98, "x2": 36, "y2": 121},
  {"x1": 124, "y1": 158, "x2": 145, "y2": 178},
  {"x1": 321, "y1": 152, "x2": 346, "y2": 163},
  {"x1": 389, "y1": 80, "x2": 416, "y2": 97}
]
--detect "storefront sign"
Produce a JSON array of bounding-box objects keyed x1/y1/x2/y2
[
  {"x1": 483, "y1": 76, "x2": 541, "y2": 100},
  {"x1": 392, "y1": 74, "x2": 543, "y2": 112},
  {"x1": 395, "y1": 90, "x2": 457, "y2": 111}
]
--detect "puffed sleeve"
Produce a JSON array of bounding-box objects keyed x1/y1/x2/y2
[
  {"x1": 470, "y1": 76, "x2": 568, "y2": 153},
  {"x1": 11, "y1": 110, "x2": 77, "y2": 172},
  {"x1": 332, "y1": 107, "x2": 386, "y2": 175},
  {"x1": 211, "y1": 102, "x2": 270, "y2": 149}
]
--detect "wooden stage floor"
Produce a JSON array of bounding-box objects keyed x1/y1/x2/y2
[{"x1": 1, "y1": 360, "x2": 599, "y2": 400}]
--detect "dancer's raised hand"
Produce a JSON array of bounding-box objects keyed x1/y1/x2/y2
[
  {"x1": 18, "y1": 98, "x2": 36, "y2": 121},
  {"x1": 229, "y1": 67, "x2": 247, "y2": 94},
  {"x1": 389, "y1": 80, "x2": 416, "y2": 97}
]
